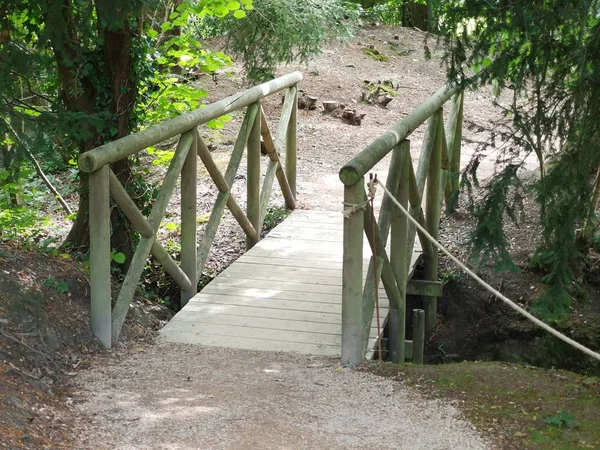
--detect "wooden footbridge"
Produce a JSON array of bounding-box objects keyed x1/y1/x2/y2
[{"x1": 79, "y1": 72, "x2": 464, "y2": 364}]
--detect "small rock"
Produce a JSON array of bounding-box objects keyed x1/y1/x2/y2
[{"x1": 345, "y1": 64, "x2": 356, "y2": 69}]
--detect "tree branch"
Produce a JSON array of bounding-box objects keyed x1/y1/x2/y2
[{"x1": 3, "y1": 118, "x2": 74, "y2": 216}]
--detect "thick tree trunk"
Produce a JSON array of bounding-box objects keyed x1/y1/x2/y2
[{"x1": 55, "y1": 1, "x2": 140, "y2": 260}]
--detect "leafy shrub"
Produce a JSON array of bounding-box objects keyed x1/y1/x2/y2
[{"x1": 201, "y1": 0, "x2": 357, "y2": 80}]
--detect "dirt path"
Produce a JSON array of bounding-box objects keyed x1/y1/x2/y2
[{"x1": 72, "y1": 345, "x2": 490, "y2": 450}]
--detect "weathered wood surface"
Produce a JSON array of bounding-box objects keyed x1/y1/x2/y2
[{"x1": 160, "y1": 210, "x2": 422, "y2": 356}]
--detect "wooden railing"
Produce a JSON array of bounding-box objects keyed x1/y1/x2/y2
[
  {"x1": 79, "y1": 72, "x2": 302, "y2": 348},
  {"x1": 339, "y1": 86, "x2": 464, "y2": 365}
]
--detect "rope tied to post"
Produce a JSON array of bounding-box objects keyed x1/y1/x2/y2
[
  {"x1": 341, "y1": 174, "x2": 378, "y2": 219},
  {"x1": 370, "y1": 177, "x2": 600, "y2": 363}
]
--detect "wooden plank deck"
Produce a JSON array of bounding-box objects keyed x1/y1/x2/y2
[{"x1": 159, "y1": 210, "x2": 422, "y2": 357}]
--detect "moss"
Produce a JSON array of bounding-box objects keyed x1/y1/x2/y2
[
  {"x1": 365, "y1": 361, "x2": 600, "y2": 449},
  {"x1": 363, "y1": 48, "x2": 388, "y2": 62}
]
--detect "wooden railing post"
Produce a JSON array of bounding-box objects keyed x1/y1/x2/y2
[
  {"x1": 445, "y1": 92, "x2": 464, "y2": 214},
  {"x1": 412, "y1": 309, "x2": 425, "y2": 364},
  {"x1": 247, "y1": 102, "x2": 262, "y2": 249},
  {"x1": 285, "y1": 86, "x2": 298, "y2": 199},
  {"x1": 424, "y1": 109, "x2": 443, "y2": 333},
  {"x1": 180, "y1": 128, "x2": 198, "y2": 307},
  {"x1": 342, "y1": 179, "x2": 365, "y2": 365},
  {"x1": 389, "y1": 140, "x2": 410, "y2": 364},
  {"x1": 89, "y1": 165, "x2": 112, "y2": 348},
  {"x1": 361, "y1": 143, "x2": 405, "y2": 355}
]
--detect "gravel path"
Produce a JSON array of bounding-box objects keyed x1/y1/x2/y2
[{"x1": 72, "y1": 344, "x2": 490, "y2": 450}]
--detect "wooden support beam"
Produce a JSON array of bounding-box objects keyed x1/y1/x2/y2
[
  {"x1": 111, "y1": 130, "x2": 194, "y2": 343},
  {"x1": 259, "y1": 107, "x2": 296, "y2": 210},
  {"x1": 151, "y1": 242, "x2": 193, "y2": 292},
  {"x1": 260, "y1": 160, "x2": 278, "y2": 225},
  {"x1": 285, "y1": 87, "x2": 298, "y2": 198},
  {"x1": 199, "y1": 137, "x2": 256, "y2": 242},
  {"x1": 405, "y1": 339, "x2": 413, "y2": 360},
  {"x1": 423, "y1": 108, "x2": 443, "y2": 333},
  {"x1": 89, "y1": 165, "x2": 112, "y2": 348},
  {"x1": 445, "y1": 92, "x2": 464, "y2": 214},
  {"x1": 406, "y1": 112, "x2": 438, "y2": 267},
  {"x1": 108, "y1": 170, "x2": 153, "y2": 239},
  {"x1": 361, "y1": 256, "x2": 384, "y2": 357},
  {"x1": 389, "y1": 140, "x2": 410, "y2": 364},
  {"x1": 406, "y1": 280, "x2": 442, "y2": 297},
  {"x1": 342, "y1": 180, "x2": 365, "y2": 365},
  {"x1": 362, "y1": 143, "x2": 406, "y2": 354},
  {"x1": 247, "y1": 102, "x2": 262, "y2": 250},
  {"x1": 196, "y1": 133, "x2": 258, "y2": 242},
  {"x1": 197, "y1": 104, "x2": 259, "y2": 279},
  {"x1": 412, "y1": 309, "x2": 425, "y2": 364},
  {"x1": 363, "y1": 203, "x2": 403, "y2": 313},
  {"x1": 180, "y1": 129, "x2": 198, "y2": 306}
]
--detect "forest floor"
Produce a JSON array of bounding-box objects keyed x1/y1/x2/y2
[{"x1": 1, "y1": 24, "x2": 599, "y2": 449}]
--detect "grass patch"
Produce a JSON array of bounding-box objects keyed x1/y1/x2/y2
[{"x1": 365, "y1": 361, "x2": 600, "y2": 449}]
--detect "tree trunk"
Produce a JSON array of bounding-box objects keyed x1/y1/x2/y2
[
  {"x1": 406, "y1": 3, "x2": 429, "y2": 30},
  {"x1": 56, "y1": 1, "x2": 141, "y2": 262}
]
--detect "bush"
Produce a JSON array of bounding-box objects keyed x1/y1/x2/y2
[{"x1": 201, "y1": 0, "x2": 356, "y2": 81}]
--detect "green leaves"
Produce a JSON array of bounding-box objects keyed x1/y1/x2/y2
[
  {"x1": 202, "y1": 0, "x2": 354, "y2": 81},
  {"x1": 43, "y1": 278, "x2": 70, "y2": 294},
  {"x1": 544, "y1": 411, "x2": 579, "y2": 429}
]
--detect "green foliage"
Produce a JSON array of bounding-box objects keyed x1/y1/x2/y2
[
  {"x1": 43, "y1": 278, "x2": 69, "y2": 294},
  {"x1": 463, "y1": 164, "x2": 521, "y2": 273},
  {"x1": 110, "y1": 250, "x2": 127, "y2": 265},
  {"x1": 201, "y1": 0, "x2": 356, "y2": 81},
  {"x1": 439, "y1": 0, "x2": 600, "y2": 318},
  {"x1": 544, "y1": 411, "x2": 579, "y2": 429},
  {"x1": 262, "y1": 206, "x2": 291, "y2": 233}
]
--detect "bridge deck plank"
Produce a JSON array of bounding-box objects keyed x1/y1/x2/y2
[{"x1": 160, "y1": 210, "x2": 422, "y2": 357}]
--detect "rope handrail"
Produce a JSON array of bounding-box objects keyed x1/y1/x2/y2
[{"x1": 372, "y1": 178, "x2": 600, "y2": 363}]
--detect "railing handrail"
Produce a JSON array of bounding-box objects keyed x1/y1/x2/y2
[
  {"x1": 339, "y1": 85, "x2": 457, "y2": 186},
  {"x1": 78, "y1": 71, "x2": 303, "y2": 173}
]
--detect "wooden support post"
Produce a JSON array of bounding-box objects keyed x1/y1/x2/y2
[
  {"x1": 342, "y1": 180, "x2": 365, "y2": 365},
  {"x1": 111, "y1": 130, "x2": 194, "y2": 344},
  {"x1": 445, "y1": 92, "x2": 464, "y2": 214},
  {"x1": 260, "y1": 160, "x2": 278, "y2": 225},
  {"x1": 108, "y1": 170, "x2": 153, "y2": 239},
  {"x1": 363, "y1": 202, "x2": 403, "y2": 352},
  {"x1": 180, "y1": 129, "x2": 198, "y2": 306},
  {"x1": 260, "y1": 107, "x2": 296, "y2": 210},
  {"x1": 412, "y1": 309, "x2": 425, "y2": 364},
  {"x1": 196, "y1": 134, "x2": 258, "y2": 242},
  {"x1": 361, "y1": 255, "x2": 384, "y2": 356},
  {"x1": 361, "y1": 143, "x2": 406, "y2": 353},
  {"x1": 89, "y1": 165, "x2": 112, "y2": 348},
  {"x1": 406, "y1": 113, "x2": 438, "y2": 268},
  {"x1": 285, "y1": 86, "x2": 298, "y2": 199},
  {"x1": 389, "y1": 140, "x2": 410, "y2": 364},
  {"x1": 423, "y1": 109, "x2": 443, "y2": 333},
  {"x1": 247, "y1": 102, "x2": 262, "y2": 250},
  {"x1": 197, "y1": 104, "x2": 258, "y2": 279},
  {"x1": 151, "y1": 242, "x2": 193, "y2": 291}
]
